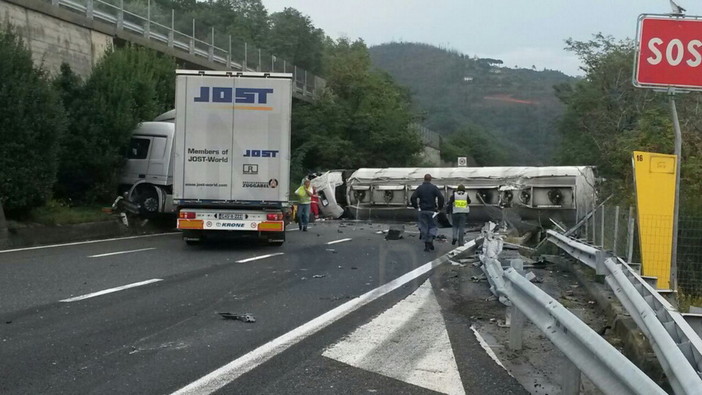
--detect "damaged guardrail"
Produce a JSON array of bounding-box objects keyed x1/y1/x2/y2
[
  {"x1": 477, "y1": 223, "x2": 666, "y2": 395},
  {"x1": 547, "y1": 229, "x2": 702, "y2": 395}
]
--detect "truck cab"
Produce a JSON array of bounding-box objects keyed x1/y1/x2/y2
[{"x1": 118, "y1": 110, "x2": 176, "y2": 216}]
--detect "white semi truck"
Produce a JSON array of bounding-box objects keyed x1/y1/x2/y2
[{"x1": 117, "y1": 70, "x2": 293, "y2": 245}]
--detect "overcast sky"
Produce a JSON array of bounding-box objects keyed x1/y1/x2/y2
[{"x1": 260, "y1": 0, "x2": 693, "y2": 76}]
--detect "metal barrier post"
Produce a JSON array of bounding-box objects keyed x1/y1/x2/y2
[
  {"x1": 86, "y1": 0, "x2": 94, "y2": 20},
  {"x1": 209, "y1": 27, "x2": 214, "y2": 62},
  {"x1": 244, "y1": 42, "x2": 248, "y2": 70},
  {"x1": 144, "y1": 0, "x2": 151, "y2": 38},
  {"x1": 117, "y1": 0, "x2": 124, "y2": 30},
  {"x1": 562, "y1": 357, "x2": 582, "y2": 395},
  {"x1": 600, "y1": 205, "x2": 605, "y2": 248},
  {"x1": 613, "y1": 206, "x2": 620, "y2": 255},
  {"x1": 585, "y1": 213, "x2": 589, "y2": 241},
  {"x1": 257, "y1": 48, "x2": 261, "y2": 71},
  {"x1": 508, "y1": 306, "x2": 525, "y2": 350},
  {"x1": 508, "y1": 259, "x2": 525, "y2": 350},
  {"x1": 168, "y1": 9, "x2": 174, "y2": 48},
  {"x1": 627, "y1": 206, "x2": 635, "y2": 264},
  {"x1": 593, "y1": 206, "x2": 598, "y2": 245},
  {"x1": 227, "y1": 35, "x2": 231, "y2": 68},
  {"x1": 189, "y1": 19, "x2": 195, "y2": 54}
]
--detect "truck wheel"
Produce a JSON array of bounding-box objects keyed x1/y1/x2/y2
[{"x1": 133, "y1": 185, "x2": 159, "y2": 214}]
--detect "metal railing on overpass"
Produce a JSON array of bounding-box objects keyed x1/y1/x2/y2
[{"x1": 45, "y1": 0, "x2": 325, "y2": 99}]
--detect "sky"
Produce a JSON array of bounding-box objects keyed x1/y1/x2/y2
[{"x1": 259, "y1": 0, "x2": 694, "y2": 76}]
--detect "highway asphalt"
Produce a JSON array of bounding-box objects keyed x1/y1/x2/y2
[{"x1": 0, "y1": 221, "x2": 526, "y2": 395}]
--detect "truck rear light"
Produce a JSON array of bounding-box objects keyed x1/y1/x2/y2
[
  {"x1": 266, "y1": 213, "x2": 283, "y2": 221},
  {"x1": 179, "y1": 211, "x2": 196, "y2": 219}
]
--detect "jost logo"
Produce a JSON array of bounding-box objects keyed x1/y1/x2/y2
[
  {"x1": 194, "y1": 87, "x2": 273, "y2": 104},
  {"x1": 244, "y1": 149, "x2": 279, "y2": 158}
]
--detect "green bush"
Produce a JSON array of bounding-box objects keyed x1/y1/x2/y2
[
  {"x1": 0, "y1": 28, "x2": 66, "y2": 215},
  {"x1": 55, "y1": 45, "x2": 175, "y2": 203}
]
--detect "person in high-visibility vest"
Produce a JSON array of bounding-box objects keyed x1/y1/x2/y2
[
  {"x1": 295, "y1": 179, "x2": 314, "y2": 231},
  {"x1": 447, "y1": 184, "x2": 471, "y2": 246}
]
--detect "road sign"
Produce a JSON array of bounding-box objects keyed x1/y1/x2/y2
[
  {"x1": 457, "y1": 157, "x2": 467, "y2": 167},
  {"x1": 635, "y1": 15, "x2": 702, "y2": 90}
]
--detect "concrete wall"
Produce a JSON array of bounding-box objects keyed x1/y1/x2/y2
[{"x1": 0, "y1": 0, "x2": 111, "y2": 77}]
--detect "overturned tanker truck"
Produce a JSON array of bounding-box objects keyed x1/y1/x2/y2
[{"x1": 311, "y1": 166, "x2": 597, "y2": 229}]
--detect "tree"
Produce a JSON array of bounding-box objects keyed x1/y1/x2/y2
[
  {"x1": 55, "y1": 45, "x2": 175, "y2": 203},
  {"x1": 290, "y1": 38, "x2": 422, "y2": 180},
  {"x1": 0, "y1": 28, "x2": 66, "y2": 215},
  {"x1": 268, "y1": 8, "x2": 325, "y2": 74},
  {"x1": 440, "y1": 124, "x2": 508, "y2": 166}
]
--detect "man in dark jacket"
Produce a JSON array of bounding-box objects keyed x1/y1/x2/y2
[{"x1": 410, "y1": 174, "x2": 445, "y2": 251}]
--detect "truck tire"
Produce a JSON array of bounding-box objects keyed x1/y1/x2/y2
[{"x1": 132, "y1": 185, "x2": 160, "y2": 215}]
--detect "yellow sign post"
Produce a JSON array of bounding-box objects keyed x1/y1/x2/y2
[{"x1": 632, "y1": 151, "x2": 677, "y2": 289}]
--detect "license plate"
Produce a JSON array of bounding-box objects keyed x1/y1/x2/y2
[{"x1": 219, "y1": 213, "x2": 244, "y2": 220}]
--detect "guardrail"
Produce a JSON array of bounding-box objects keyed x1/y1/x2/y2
[
  {"x1": 44, "y1": 0, "x2": 324, "y2": 99},
  {"x1": 546, "y1": 229, "x2": 702, "y2": 395},
  {"x1": 477, "y1": 223, "x2": 666, "y2": 395}
]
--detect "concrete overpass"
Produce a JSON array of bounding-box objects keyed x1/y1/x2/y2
[{"x1": 0, "y1": 0, "x2": 324, "y2": 101}]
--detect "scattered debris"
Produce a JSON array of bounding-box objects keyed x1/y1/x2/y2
[
  {"x1": 337, "y1": 230, "x2": 344, "y2": 233},
  {"x1": 312, "y1": 274, "x2": 326, "y2": 279},
  {"x1": 436, "y1": 234, "x2": 448, "y2": 242},
  {"x1": 351, "y1": 266, "x2": 358, "y2": 270},
  {"x1": 217, "y1": 312, "x2": 256, "y2": 323},
  {"x1": 450, "y1": 260, "x2": 466, "y2": 267},
  {"x1": 326, "y1": 248, "x2": 337, "y2": 253},
  {"x1": 385, "y1": 225, "x2": 405, "y2": 240}
]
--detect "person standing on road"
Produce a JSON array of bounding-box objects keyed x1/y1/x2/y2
[
  {"x1": 447, "y1": 184, "x2": 471, "y2": 246},
  {"x1": 295, "y1": 179, "x2": 314, "y2": 231},
  {"x1": 410, "y1": 174, "x2": 445, "y2": 251}
]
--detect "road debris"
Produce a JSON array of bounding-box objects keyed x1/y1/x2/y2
[
  {"x1": 326, "y1": 248, "x2": 337, "y2": 253},
  {"x1": 385, "y1": 225, "x2": 404, "y2": 240},
  {"x1": 312, "y1": 274, "x2": 326, "y2": 279},
  {"x1": 217, "y1": 312, "x2": 256, "y2": 323}
]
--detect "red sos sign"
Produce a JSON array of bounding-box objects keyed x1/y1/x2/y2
[{"x1": 635, "y1": 16, "x2": 702, "y2": 89}]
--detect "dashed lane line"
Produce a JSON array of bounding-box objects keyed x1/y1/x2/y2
[
  {"x1": 59, "y1": 279, "x2": 163, "y2": 303},
  {"x1": 88, "y1": 247, "x2": 156, "y2": 258},
  {"x1": 326, "y1": 238, "x2": 352, "y2": 245},
  {"x1": 0, "y1": 233, "x2": 178, "y2": 255},
  {"x1": 235, "y1": 253, "x2": 285, "y2": 263}
]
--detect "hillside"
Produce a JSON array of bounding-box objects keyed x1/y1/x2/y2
[{"x1": 369, "y1": 42, "x2": 576, "y2": 165}]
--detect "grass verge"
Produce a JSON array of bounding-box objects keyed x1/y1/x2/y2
[{"x1": 28, "y1": 200, "x2": 112, "y2": 226}]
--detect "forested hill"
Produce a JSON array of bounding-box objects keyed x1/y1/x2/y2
[{"x1": 369, "y1": 42, "x2": 576, "y2": 165}]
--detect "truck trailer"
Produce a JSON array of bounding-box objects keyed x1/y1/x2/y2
[{"x1": 174, "y1": 70, "x2": 292, "y2": 245}]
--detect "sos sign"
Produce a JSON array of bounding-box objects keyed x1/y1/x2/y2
[{"x1": 635, "y1": 16, "x2": 702, "y2": 89}]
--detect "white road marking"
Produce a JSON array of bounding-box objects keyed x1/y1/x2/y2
[
  {"x1": 323, "y1": 280, "x2": 466, "y2": 395},
  {"x1": 0, "y1": 232, "x2": 178, "y2": 255},
  {"x1": 88, "y1": 247, "x2": 156, "y2": 258},
  {"x1": 470, "y1": 325, "x2": 509, "y2": 372},
  {"x1": 326, "y1": 238, "x2": 352, "y2": 245},
  {"x1": 171, "y1": 239, "x2": 478, "y2": 395},
  {"x1": 235, "y1": 253, "x2": 284, "y2": 263},
  {"x1": 59, "y1": 279, "x2": 163, "y2": 303}
]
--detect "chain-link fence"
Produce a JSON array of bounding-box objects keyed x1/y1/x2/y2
[
  {"x1": 576, "y1": 204, "x2": 701, "y2": 299},
  {"x1": 678, "y1": 213, "x2": 702, "y2": 299}
]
